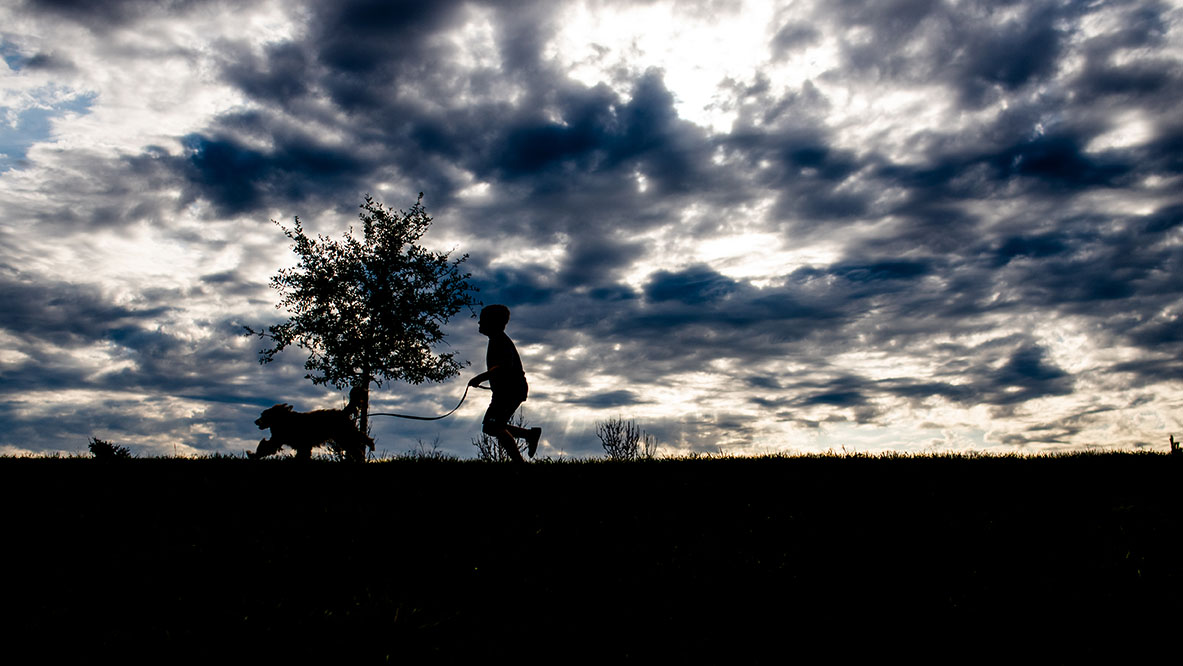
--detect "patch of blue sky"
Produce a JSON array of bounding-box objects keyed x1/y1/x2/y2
[
  {"x1": 0, "y1": 91, "x2": 96, "y2": 172},
  {"x1": 1, "y1": 40, "x2": 28, "y2": 71}
]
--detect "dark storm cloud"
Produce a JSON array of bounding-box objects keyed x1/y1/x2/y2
[
  {"x1": 802, "y1": 389, "x2": 868, "y2": 408},
  {"x1": 0, "y1": 270, "x2": 289, "y2": 402},
  {"x1": 872, "y1": 127, "x2": 1139, "y2": 216},
  {"x1": 219, "y1": 41, "x2": 312, "y2": 106},
  {"x1": 879, "y1": 340, "x2": 1075, "y2": 408},
  {"x1": 1073, "y1": 2, "x2": 1179, "y2": 103},
  {"x1": 830, "y1": 260, "x2": 931, "y2": 284},
  {"x1": 315, "y1": 0, "x2": 465, "y2": 82},
  {"x1": 178, "y1": 130, "x2": 372, "y2": 216},
  {"x1": 453, "y1": 67, "x2": 721, "y2": 230},
  {"x1": 565, "y1": 389, "x2": 645, "y2": 408},
  {"x1": 18, "y1": 0, "x2": 212, "y2": 27},
  {"x1": 503, "y1": 264, "x2": 861, "y2": 393},
  {"x1": 992, "y1": 234, "x2": 1071, "y2": 266},
  {"x1": 473, "y1": 263, "x2": 560, "y2": 306},
  {"x1": 0, "y1": 269, "x2": 332, "y2": 453},
  {"x1": 644, "y1": 265, "x2": 739, "y2": 304},
  {"x1": 984, "y1": 206, "x2": 1183, "y2": 341},
  {"x1": 758, "y1": 0, "x2": 1181, "y2": 256},
  {"x1": 175, "y1": 0, "x2": 724, "y2": 237},
  {"x1": 91, "y1": 0, "x2": 1183, "y2": 384},
  {"x1": 624, "y1": 266, "x2": 837, "y2": 340},
  {"x1": 724, "y1": 120, "x2": 873, "y2": 230},
  {"x1": 815, "y1": 1, "x2": 1077, "y2": 107},
  {"x1": 0, "y1": 272, "x2": 170, "y2": 347},
  {"x1": 987, "y1": 344, "x2": 1073, "y2": 404},
  {"x1": 560, "y1": 234, "x2": 648, "y2": 287},
  {"x1": 168, "y1": 1, "x2": 534, "y2": 214},
  {"x1": 692, "y1": 0, "x2": 1181, "y2": 436},
  {"x1": 1111, "y1": 357, "x2": 1183, "y2": 386},
  {"x1": 745, "y1": 337, "x2": 1074, "y2": 423}
]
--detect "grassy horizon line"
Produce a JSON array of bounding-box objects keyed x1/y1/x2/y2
[{"x1": 1, "y1": 448, "x2": 1176, "y2": 462}]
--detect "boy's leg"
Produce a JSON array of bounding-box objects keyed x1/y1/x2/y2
[
  {"x1": 505, "y1": 424, "x2": 531, "y2": 439},
  {"x1": 493, "y1": 426, "x2": 525, "y2": 463},
  {"x1": 484, "y1": 396, "x2": 526, "y2": 463},
  {"x1": 505, "y1": 424, "x2": 543, "y2": 458}
]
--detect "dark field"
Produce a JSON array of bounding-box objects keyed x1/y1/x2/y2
[{"x1": 3, "y1": 453, "x2": 1180, "y2": 661}]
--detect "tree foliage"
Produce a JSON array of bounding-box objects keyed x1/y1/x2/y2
[{"x1": 247, "y1": 193, "x2": 478, "y2": 434}]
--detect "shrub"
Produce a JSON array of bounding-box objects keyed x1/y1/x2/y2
[
  {"x1": 595, "y1": 417, "x2": 657, "y2": 461},
  {"x1": 88, "y1": 437, "x2": 132, "y2": 460},
  {"x1": 405, "y1": 437, "x2": 454, "y2": 461}
]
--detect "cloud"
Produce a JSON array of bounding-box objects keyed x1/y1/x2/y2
[
  {"x1": 644, "y1": 265, "x2": 739, "y2": 305},
  {"x1": 565, "y1": 389, "x2": 645, "y2": 408},
  {"x1": 0, "y1": 89, "x2": 95, "y2": 172},
  {"x1": 1, "y1": 0, "x2": 1181, "y2": 456},
  {"x1": 0, "y1": 272, "x2": 169, "y2": 348},
  {"x1": 178, "y1": 129, "x2": 372, "y2": 216}
]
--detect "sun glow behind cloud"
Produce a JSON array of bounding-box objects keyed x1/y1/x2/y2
[{"x1": 547, "y1": 0, "x2": 791, "y2": 133}]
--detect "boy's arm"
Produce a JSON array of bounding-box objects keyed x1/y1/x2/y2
[{"x1": 468, "y1": 366, "x2": 499, "y2": 387}]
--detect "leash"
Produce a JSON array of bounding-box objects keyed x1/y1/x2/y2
[{"x1": 368, "y1": 384, "x2": 489, "y2": 421}]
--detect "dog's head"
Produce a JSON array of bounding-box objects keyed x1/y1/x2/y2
[
  {"x1": 255, "y1": 403, "x2": 293, "y2": 429},
  {"x1": 248, "y1": 437, "x2": 281, "y2": 460}
]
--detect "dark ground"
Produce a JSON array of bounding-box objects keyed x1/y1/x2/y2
[{"x1": 2, "y1": 454, "x2": 1180, "y2": 661}]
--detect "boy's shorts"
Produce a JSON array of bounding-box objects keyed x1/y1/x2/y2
[{"x1": 483, "y1": 393, "x2": 524, "y2": 428}]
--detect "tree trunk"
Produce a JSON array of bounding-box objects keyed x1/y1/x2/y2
[{"x1": 358, "y1": 377, "x2": 371, "y2": 441}]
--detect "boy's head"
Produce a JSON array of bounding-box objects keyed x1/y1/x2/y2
[{"x1": 478, "y1": 304, "x2": 510, "y2": 334}]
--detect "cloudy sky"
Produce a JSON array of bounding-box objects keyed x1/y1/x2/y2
[{"x1": 1, "y1": 0, "x2": 1181, "y2": 458}]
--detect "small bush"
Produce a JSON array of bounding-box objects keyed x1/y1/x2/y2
[
  {"x1": 596, "y1": 417, "x2": 657, "y2": 461},
  {"x1": 404, "y1": 437, "x2": 455, "y2": 461},
  {"x1": 88, "y1": 437, "x2": 132, "y2": 460}
]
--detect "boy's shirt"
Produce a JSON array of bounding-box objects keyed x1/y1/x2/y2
[{"x1": 486, "y1": 330, "x2": 528, "y2": 399}]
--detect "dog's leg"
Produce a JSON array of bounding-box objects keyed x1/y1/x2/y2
[
  {"x1": 353, "y1": 429, "x2": 374, "y2": 461},
  {"x1": 249, "y1": 437, "x2": 281, "y2": 460},
  {"x1": 348, "y1": 435, "x2": 367, "y2": 462}
]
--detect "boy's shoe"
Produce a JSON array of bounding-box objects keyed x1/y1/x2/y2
[{"x1": 525, "y1": 427, "x2": 542, "y2": 458}]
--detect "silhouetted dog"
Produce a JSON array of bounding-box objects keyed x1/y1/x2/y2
[{"x1": 249, "y1": 388, "x2": 373, "y2": 462}]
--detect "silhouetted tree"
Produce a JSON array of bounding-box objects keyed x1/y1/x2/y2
[
  {"x1": 596, "y1": 417, "x2": 657, "y2": 461},
  {"x1": 246, "y1": 194, "x2": 478, "y2": 437}
]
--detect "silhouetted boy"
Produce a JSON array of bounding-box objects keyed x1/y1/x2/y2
[{"x1": 469, "y1": 304, "x2": 542, "y2": 462}]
